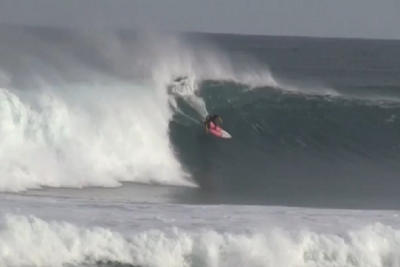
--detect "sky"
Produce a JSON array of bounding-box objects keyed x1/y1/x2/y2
[{"x1": 1, "y1": 0, "x2": 400, "y2": 40}]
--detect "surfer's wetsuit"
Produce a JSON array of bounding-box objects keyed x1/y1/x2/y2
[{"x1": 204, "y1": 115, "x2": 222, "y2": 131}]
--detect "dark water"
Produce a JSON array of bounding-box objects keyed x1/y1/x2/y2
[{"x1": 169, "y1": 35, "x2": 400, "y2": 209}]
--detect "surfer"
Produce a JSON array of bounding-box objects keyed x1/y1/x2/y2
[{"x1": 204, "y1": 114, "x2": 223, "y2": 132}]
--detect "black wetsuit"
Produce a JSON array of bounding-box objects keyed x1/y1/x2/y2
[{"x1": 204, "y1": 115, "x2": 220, "y2": 130}]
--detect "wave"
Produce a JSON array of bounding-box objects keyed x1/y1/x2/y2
[
  {"x1": 1, "y1": 214, "x2": 400, "y2": 267},
  {"x1": 1, "y1": 25, "x2": 399, "y2": 206},
  {"x1": 0, "y1": 25, "x2": 320, "y2": 192}
]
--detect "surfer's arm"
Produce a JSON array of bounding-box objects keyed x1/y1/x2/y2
[{"x1": 204, "y1": 121, "x2": 209, "y2": 132}]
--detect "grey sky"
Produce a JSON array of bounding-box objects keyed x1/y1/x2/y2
[{"x1": 1, "y1": 0, "x2": 400, "y2": 39}]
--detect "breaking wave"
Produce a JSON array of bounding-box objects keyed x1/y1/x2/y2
[
  {"x1": 0, "y1": 26, "x2": 300, "y2": 192},
  {"x1": 1, "y1": 214, "x2": 400, "y2": 267}
]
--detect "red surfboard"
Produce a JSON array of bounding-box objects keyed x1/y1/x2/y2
[{"x1": 208, "y1": 122, "x2": 232, "y2": 139}]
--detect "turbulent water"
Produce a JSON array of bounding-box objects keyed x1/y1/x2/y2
[{"x1": 1, "y1": 24, "x2": 400, "y2": 267}]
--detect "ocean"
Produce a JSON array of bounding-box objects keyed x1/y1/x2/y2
[{"x1": 1, "y1": 24, "x2": 400, "y2": 266}]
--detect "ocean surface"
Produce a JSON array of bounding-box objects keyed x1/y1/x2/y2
[{"x1": 1, "y1": 24, "x2": 400, "y2": 266}]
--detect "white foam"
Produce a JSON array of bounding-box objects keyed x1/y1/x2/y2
[
  {"x1": 0, "y1": 81, "x2": 194, "y2": 192},
  {"x1": 1, "y1": 213, "x2": 400, "y2": 267}
]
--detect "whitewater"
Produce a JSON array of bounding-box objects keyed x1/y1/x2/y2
[
  {"x1": 2, "y1": 193, "x2": 400, "y2": 267},
  {"x1": 1, "y1": 25, "x2": 400, "y2": 267}
]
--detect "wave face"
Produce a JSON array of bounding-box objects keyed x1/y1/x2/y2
[
  {"x1": 1, "y1": 25, "x2": 400, "y2": 208},
  {"x1": 170, "y1": 84, "x2": 400, "y2": 208},
  {"x1": 168, "y1": 36, "x2": 400, "y2": 209}
]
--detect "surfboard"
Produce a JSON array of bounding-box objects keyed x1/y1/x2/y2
[
  {"x1": 209, "y1": 126, "x2": 232, "y2": 139},
  {"x1": 219, "y1": 129, "x2": 232, "y2": 139}
]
